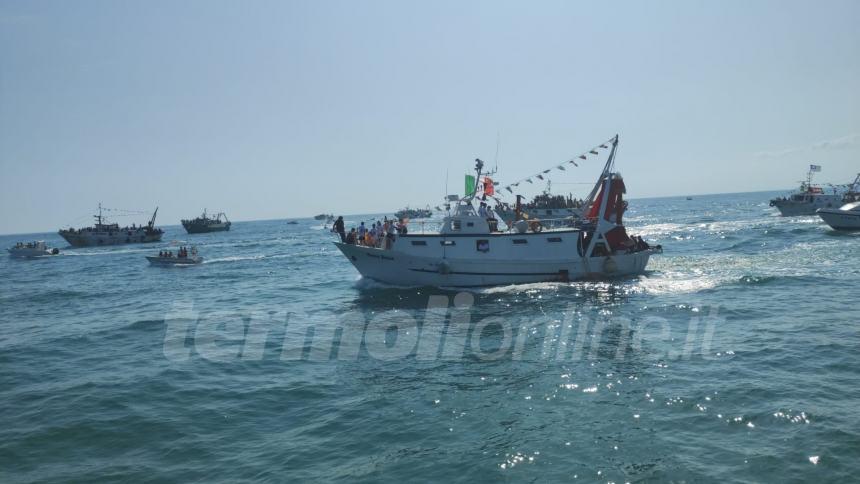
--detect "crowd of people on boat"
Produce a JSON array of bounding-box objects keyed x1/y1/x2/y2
[
  {"x1": 524, "y1": 193, "x2": 586, "y2": 209},
  {"x1": 12, "y1": 241, "x2": 42, "y2": 249},
  {"x1": 159, "y1": 246, "x2": 195, "y2": 258},
  {"x1": 332, "y1": 216, "x2": 408, "y2": 250}
]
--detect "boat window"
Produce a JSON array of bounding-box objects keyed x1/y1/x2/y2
[
  {"x1": 466, "y1": 222, "x2": 474, "y2": 227},
  {"x1": 547, "y1": 237, "x2": 562, "y2": 242},
  {"x1": 411, "y1": 240, "x2": 427, "y2": 246},
  {"x1": 476, "y1": 240, "x2": 489, "y2": 253},
  {"x1": 513, "y1": 239, "x2": 527, "y2": 245},
  {"x1": 451, "y1": 220, "x2": 461, "y2": 231},
  {"x1": 441, "y1": 240, "x2": 455, "y2": 246}
]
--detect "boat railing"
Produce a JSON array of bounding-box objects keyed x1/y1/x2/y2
[{"x1": 410, "y1": 215, "x2": 580, "y2": 234}]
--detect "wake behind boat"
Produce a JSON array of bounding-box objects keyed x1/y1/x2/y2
[
  {"x1": 333, "y1": 136, "x2": 661, "y2": 287},
  {"x1": 59, "y1": 204, "x2": 163, "y2": 247}
]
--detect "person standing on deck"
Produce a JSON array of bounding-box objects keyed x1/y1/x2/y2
[
  {"x1": 334, "y1": 216, "x2": 346, "y2": 242},
  {"x1": 358, "y1": 222, "x2": 367, "y2": 244}
]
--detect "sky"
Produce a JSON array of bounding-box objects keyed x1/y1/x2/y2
[{"x1": 1, "y1": 0, "x2": 859, "y2": 234}]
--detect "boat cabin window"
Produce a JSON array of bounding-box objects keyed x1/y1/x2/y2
[
  {"x1": 547, "y1": 237, "x2": 562, "y2": 243},
  {"x1": 411, "y1": 240, "x2": 427, "y2": 246},
  {"x1": 476, "y1": 240, "x2": 489, "y2": 253},
  {"x1": 466, "y1": 222, "x2": 474, "y2": 227},
  {"x1": 451, "y1": 220, "x2": 461, "y2": 231},
  {"x1": 513, "y1": 239, "x2": 527, "y2": 245},
  {"x1": 441, "y1": 240, "x2": 456, "y2": 246}
]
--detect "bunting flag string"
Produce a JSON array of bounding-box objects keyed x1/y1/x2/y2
[{"x1": 499, "y1": 137, "x2": 616, "y2": 195}]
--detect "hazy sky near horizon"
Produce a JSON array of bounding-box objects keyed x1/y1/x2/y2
[{"x1": 1, "y1": 0, "x2": 859, "y2": 234}]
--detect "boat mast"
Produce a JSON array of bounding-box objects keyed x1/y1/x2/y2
[
  {"x1": 582, "y1": 135, "x2": 619, "y2": 213},
  {"x1": 849, "y1": 173, "x2": 860, "y2": 193},
  {"x1": 149, "y1": 207, "x2": 158, "y2": 228},
  {"x1": 95, "y1": 203, "x2": 103, "y2": 226},
  {"x1": 472, "y1": 158, "x2": 484, "y2": 200}
]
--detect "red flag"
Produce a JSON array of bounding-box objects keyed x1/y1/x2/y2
[{"x1": 484, "y1": 177, "x2": 494, "y2": 196}]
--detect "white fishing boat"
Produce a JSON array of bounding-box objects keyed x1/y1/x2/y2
[
  {"x1": 146, "y1": 247, "x2": 203, "y2": 266},
  {"x1": 817, "y1": 201, "x2": 860, "y2": 230},
  {"x1": 769, "y1": 165, "x2": 844, "y2": 216},
  {"x1": 7, "y1": 241, "x2": 60, "y2": 258},
  {"x1": 334, "y1": 136, "x2": 661, "y2": 287}
]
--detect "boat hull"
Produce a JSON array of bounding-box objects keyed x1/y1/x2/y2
[
  {"x1": 8, "y1": 248, "x2": 57, "y2": 258},
  {"x1": 182, "y1": 222, "x2": 231, "y2": 234},
  {"x1": 146, "y1": 256, "x2": 203, "y2": 266},
  {"x1": 334, "y1": 241, "x2": 656, "y2": 287},
  {"x1": 59, "y1": 229, "x2": 163, "y2": 247},
  {"x1": 770, "y1": 196, "x2": 842, "y2": 216},
  {"x1": 817, "y1": 209, "x2": 860, "y2": 230}
]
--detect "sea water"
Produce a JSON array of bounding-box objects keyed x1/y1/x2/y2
[{"x1": 1, "y1": 191, "x2": 858, "y2": 482}]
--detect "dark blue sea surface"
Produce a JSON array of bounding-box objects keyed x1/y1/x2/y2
[{"x1": 1, "y1": 191, "x2": 858, "y2": 483}]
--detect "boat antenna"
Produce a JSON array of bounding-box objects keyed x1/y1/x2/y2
[
  {"x1": 473, "y1": 158, "x2": 484, "y2": 198},
  {"x1": 493, "y1": 131, "x2": 500, "y2": 173}
]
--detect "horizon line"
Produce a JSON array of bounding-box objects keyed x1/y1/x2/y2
[{"x1": 0, "y1": 188, "x2": 790, "y2": 237}]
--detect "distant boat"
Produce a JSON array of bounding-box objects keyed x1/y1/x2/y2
[
  {"x1": 686, "y1": 197, "x2": 693, "y2": 201},
  {"x1": 59, "y1": 204, "x2": 163, "y2": 247},
  {"x1": 287, "y1": 220, "x2": 299, "y2": 225},
  {"x1": 8, "y1": 241, "x2": 60, "y2": 258},
  {"x1": 314, "y1": 214, "x2": 334, "y2": 221},
  {"x1": 147, "y1": 247, "x2": 203, "y2": 266},
  {"x1": 769, "y1": 166, "x2": 848, "y2": 216},
  {"x1": 181, "y1": 210, "x2": 231, "y2": 234},
  {"x1": 495, "y1": 181, "x2": 584, "y2": 229},
  {"x1": 395, "y1": 206, "x2": 433, "y2": 219}
]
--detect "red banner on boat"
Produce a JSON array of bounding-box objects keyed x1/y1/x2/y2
[{"x1": 484, "y1": 177, "x2": 494, "y2": 196}]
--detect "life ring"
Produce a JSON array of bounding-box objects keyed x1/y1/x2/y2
[{"x1": 529, "y1": 220, "x2": 543, "y2": 233}]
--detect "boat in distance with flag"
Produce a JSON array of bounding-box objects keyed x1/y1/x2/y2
[
  {"x1": 181, "y1": 209, "x2": 231, "y2": 234},
  {"x1": 333, "y1": 135, "x2": 661, "y2": 287},
  {"x1": 59, "y1": 204, "x2": 164, "y2": 247},
  {"x1": 769, "y1": 165, "x2": 845, "y2": 216}
]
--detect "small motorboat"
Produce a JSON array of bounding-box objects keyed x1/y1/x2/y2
[
  {"x1": 817, "y1": 201, "x2": 860, "y2": 230},
  {"x1": 8, "y1": 241, "x2": 60, "y2": 258},
  {"x1": 147, "y1": 246, "x2": 203, "y2": 266}
]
